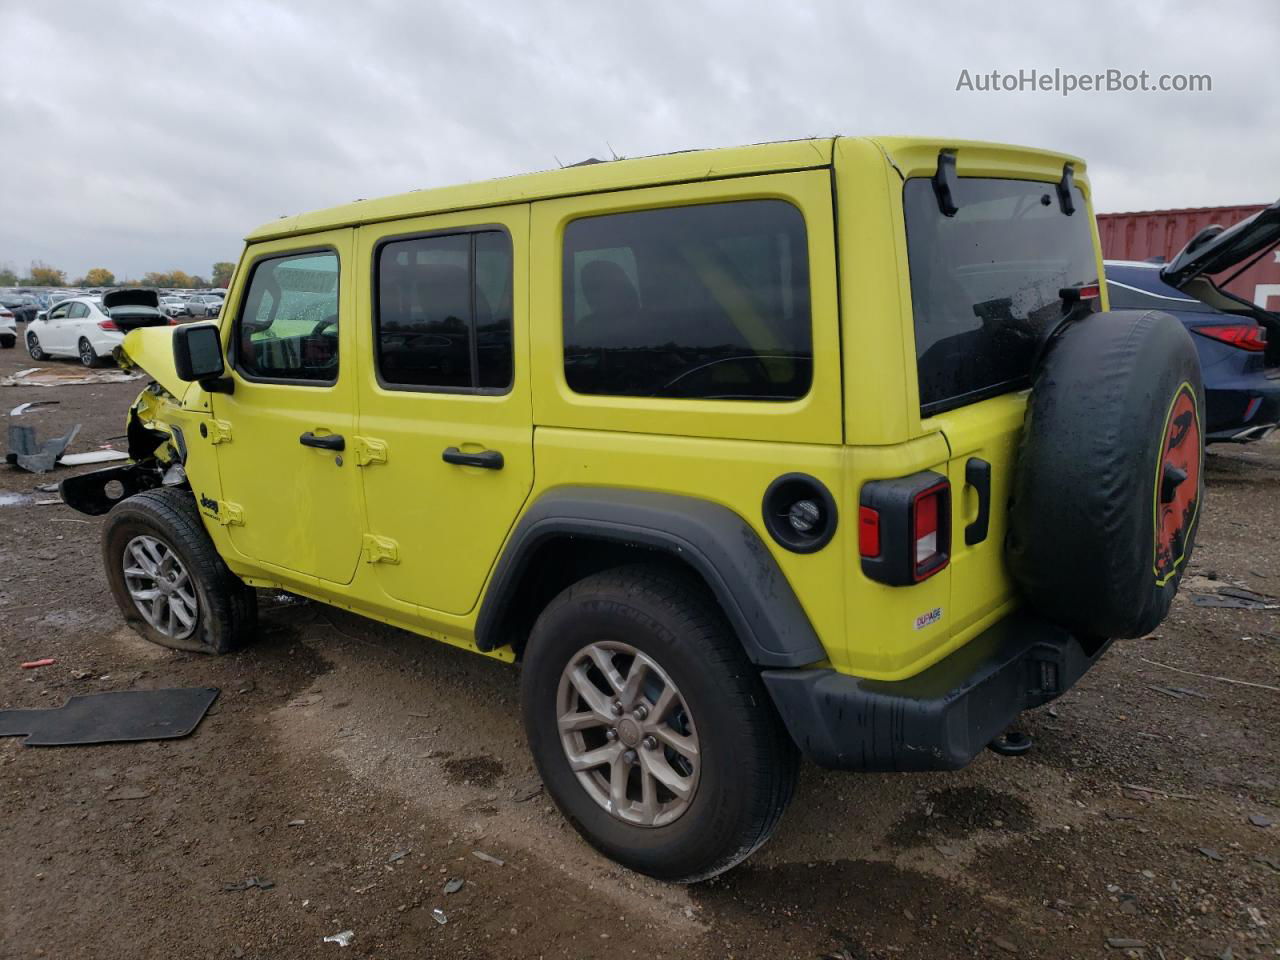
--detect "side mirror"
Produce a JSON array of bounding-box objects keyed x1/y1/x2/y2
[{"x1": 173, "y1": 323, "x2": 232, "y2": 392}]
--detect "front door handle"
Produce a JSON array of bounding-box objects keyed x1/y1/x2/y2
[
  {"x1": 300, "y1": 431, "x2": 345, "y2": 451},
  {"x1": 442, "y1": 446, "x2": 503, "y2": 470},
  {"x1": 964, "y1": 457, "x2": 991, "y2": 545}
]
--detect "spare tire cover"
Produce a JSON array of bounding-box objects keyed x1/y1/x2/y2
[{"x1": 1008, "y1": 309, "x2": 1204, "y2": 639}]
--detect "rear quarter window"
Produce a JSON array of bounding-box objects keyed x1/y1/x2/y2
[{"x1": 904, "y1": 177, "x2": 1097, "y2": 416}]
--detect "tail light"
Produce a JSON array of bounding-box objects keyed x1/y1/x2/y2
[
  {"x1": 911, "y1": 481, "x2": 949, "y2": 580},
  {"x1": 1192, "y1": 324, "x2": 1267, "y2": 352},
  {"x1": 168, "y1": 316, "x2": 180, "y2": 325},
  {"x1": 859, "y1": 472, "x2": 951, "y2": 585},
  {"x1": 97, "y1": 319, "x2": 119, "y2": 331}
]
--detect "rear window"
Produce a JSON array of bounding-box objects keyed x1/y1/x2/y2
[
  {"x1": 563, "y1": 200, "x2": 812, "y2": 401},
  {"x1": 904, "y1": 177, "x2": 1097, "y2": 416}
]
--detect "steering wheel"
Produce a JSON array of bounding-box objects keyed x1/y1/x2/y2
[{"x1": 311, "y1": 314, "x2": 338, "y2": 336}]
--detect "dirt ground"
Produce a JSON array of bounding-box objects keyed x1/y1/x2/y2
[{"x1": 1, "y1": 343, "x2": 1277, "y2": 960}]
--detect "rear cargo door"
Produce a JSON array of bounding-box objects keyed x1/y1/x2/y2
[{"x1": 903, "y1": 173, "x2": 1101, "y2": 641}]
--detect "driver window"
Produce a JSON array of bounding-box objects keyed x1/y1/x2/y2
[{"x1": 236, "y1": 251, "x2": 340, "y2": 383}]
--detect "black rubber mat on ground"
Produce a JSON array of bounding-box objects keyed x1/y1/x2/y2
[{"x1": 0, "y1": 687, "x2": 219, "y2": 746}]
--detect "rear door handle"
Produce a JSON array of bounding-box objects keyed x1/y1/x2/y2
[
  {"x1": 299, "y1": 431, "x2": 345, "y2": 451},
  {"x1": 442, "y1": 446, "x2": 503, "y2": 470},
  {"x1": 965, "y1": 457, "x2": 992, "y2": 545}
]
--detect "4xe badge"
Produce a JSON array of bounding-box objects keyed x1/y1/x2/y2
[{"x1": 914, "y1": 607, "x2": 943, "y2": 630}]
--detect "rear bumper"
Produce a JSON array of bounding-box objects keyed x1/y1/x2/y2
[
  {"x1": 1205, "y1": 381, "x2": 1280, "y2": 443},
  {"x1": 762, "y1": 611, "x2": 1110, "y2": 772}
]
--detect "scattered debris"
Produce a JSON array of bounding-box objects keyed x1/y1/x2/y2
[
  {"x1": 443, "y1": 878, "x2": 464, "y2": 895},
  {"x1": 934, "y1": 843, "x2": 963, "y2": 858},
  {"x1": 6, "y1": 423, "x2": 81, "y2": 473},
  {"x1": 1253, "y1": 855, "x2": 1280, "y2": 873},
  {"x1": 511, "y1": 781, "x2": 543, "y2": 803},
  {"x1": 105, "y1": 787, "x2": 153, "y2": 802},
  {"x1": 1248, "y1": 813, "x2": 1274, "y2": 828},
  {"x1": 0, "y1": 367, "x2": 142, "y2": 388},
  {"x1": 322, "y1": 930, "x2": 354, "y2": 947},
  {"x1": 287, "y1": 819, "x2": 307, "y2": 827},
  {"x1": 1122, "y1": 784, "x2": 1197, "y2": 801},
  {"x1": 19, "y1": 658, "x2": 56, "y2": 669},
  {"x1": 1105, "y1": 938, "x2": 1147, "y2": 950},
  {"x1": 1197, "y1": 847, "x2": 1225, "y2": 862},
  {"x1": 431, "y1": 908, "x2": 448, "y2": 925},
  {"x1": 9, "y1": 400, "x2": 59, "y2": 416},
  {"x1": 223, "y1": 876, "x2": 274, "y2": 892},
  {"x1": 1132, "y1": 656, "x2": 1280, "y2": 694},
  {"x1": 287, "y1": 694, "x2": 324, "y2": 708},
  {"x1": 1247, "y1": 906, "x2": 1268, "y2": 927},
  {"x1": 59, "y1": 449, "x2": 128, "y2": 466},
  {"x1": 471, "y1": 850, "x2": 505, "y2": 866},
  {"x1": 387, "y1": 849, "x2": 411, "y2": 863},
  {"x1": 1190, "y1": 593, "x2": 1279, "y2": 610}
]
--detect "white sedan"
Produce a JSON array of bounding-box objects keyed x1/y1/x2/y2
[
  {"x1": 25, "y1": 296, "x2": 124, "y2": 367},
  {"x1": 0, "y1": 306, "x2": 16, "y2": 348}
]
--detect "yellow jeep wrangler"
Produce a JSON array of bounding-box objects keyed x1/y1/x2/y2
[{"x1": 65, "y1": 137, "x2": 1205, "y2": 882}]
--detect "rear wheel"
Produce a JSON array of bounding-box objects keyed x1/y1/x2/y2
[
  {"x1": 103, "y1": 488, "x2": 257, "y2": 654},
  {"x1": 26, "y1": 332, "x2": 45, "y2": 360},
  {"x1": 521, "y1": 564, "x2": 798, "y2": 881},
  {"x1": 78, "y1": 337, "x2": 102, "y2": 367}
]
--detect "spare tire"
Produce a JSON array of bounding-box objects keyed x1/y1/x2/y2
[{"x1": 1008, "y1": 309, "x2": 1204, "y2": 639}]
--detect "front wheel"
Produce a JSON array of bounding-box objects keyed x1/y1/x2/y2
[
  {"x1": 26, "y1": 332, "x2": 46, "y2": 360},
  {"x1": 521, "y1": 565, "x2": 798, "y2": 882},
  {"x1": 103, "y1": 488, "x2": 257, "y2": 653}
]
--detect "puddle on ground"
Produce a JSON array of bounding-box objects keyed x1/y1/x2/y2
[{"x1": 0, "y1": 492, "x2": 30, "y2": 507}]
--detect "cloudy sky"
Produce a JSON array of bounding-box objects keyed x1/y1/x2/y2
[{"x1": 1, "y1": 0, "x2": 1276, "y2": 282}]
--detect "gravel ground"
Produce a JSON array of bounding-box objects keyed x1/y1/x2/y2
[{"x1": 1, "y1": 343, "x2": 1277, "y2": 960}]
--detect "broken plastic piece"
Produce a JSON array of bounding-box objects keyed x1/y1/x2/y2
[
  {"x1": 443, "y1": 878, "x2": 464, "y2": 894},
  {"x1": 432, "y1": 909, "x2": 448, "y2": 925},
  {"x1": 9, "y1": 400, "x2": 60, "y2": 416},
  {"x1": 323, "y1": 930, "x2": 354, "y2": 947},
  {"x1": 6, "y1": 423, "x2": 81, "y2": 473},
  {"x1": 60, "y1": 449, "x2": 129, "y2": 466},
  {"x1": 20, "y1": 659, "x2": 56, "y2": 669},
  {"x1": 471, "y1": 850, "x2": 505, "y2": 866}
]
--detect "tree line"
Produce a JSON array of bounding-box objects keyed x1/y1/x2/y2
[{"x1": 0, "y1": 260, "x2": 237, "y2": 290}]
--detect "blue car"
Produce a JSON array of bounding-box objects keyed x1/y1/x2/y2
[{"x1": 1103, "y1": 203, "x2": 1280, "y2": 443}]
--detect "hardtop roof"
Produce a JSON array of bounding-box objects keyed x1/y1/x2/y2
[{"x1": 244, "y1": 136, "x2": 1085, "y2": 243}]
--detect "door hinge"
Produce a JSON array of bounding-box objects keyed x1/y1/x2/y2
[
  {"x1": 352, "y1": 436, "x2": 388, "y2": 467},
  {"x1": 216, "y1": 501, "x2": 244, "y2": 526},
  {"x1": 362, "y1": 534, "x2": 399, "y2": 564},
  {"x1": 202, "y1": 419, "x2": 233, "y2": 445}
]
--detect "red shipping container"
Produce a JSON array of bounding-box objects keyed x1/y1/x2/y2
[{"x1": 1098, "y1": 205, "x2": 1280, "y2": 312}]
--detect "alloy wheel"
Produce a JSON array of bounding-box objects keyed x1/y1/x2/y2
[
  {"x1": 121, "y1": 535, "x2": 199, "y2": 640},
  {"x1": 556, "y1": 641, "x2": 700, "y2": 827}
]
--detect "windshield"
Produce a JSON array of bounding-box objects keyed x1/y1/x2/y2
[{"x1": 904, "y1": 177, "x2": 1098, "y2": 416}]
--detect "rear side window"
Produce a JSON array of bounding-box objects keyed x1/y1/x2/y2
[
  {"x1": 375, "y1": 230, "x2": 513, "y2": 392},
  {"x1": 904, "y1": 178, "x2": 1097, "y2": 416},
  {"x1": 68, "y1": 302, "x2": 89, "y2": 319},
  {"x1": 563, "y1": 200, "x2": 812, "y2": 400},
  {"x1": 236, "y1": 251, "x2": 340, "y2": 383}
]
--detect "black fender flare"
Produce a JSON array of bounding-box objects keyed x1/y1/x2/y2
[{"x1": 475, "y1": 486, "x2": 826, "y2": 668}]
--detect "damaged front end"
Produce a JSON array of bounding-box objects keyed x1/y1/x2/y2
[{"x1": 60, "y1": 330, "x2": 194, "y2": 516}]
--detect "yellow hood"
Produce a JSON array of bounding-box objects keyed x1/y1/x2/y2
[{"x1": 118, "y1": 325, "x2": 190, "y2": 400}]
